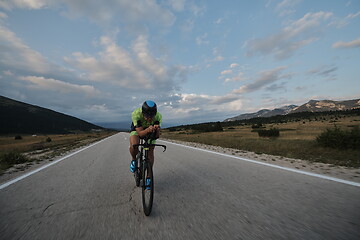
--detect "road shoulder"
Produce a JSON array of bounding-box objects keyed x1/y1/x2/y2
[{"x1": 161, "y1": 138, "x2": 360, "y2": 183}]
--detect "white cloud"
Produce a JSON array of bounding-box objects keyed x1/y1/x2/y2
[
  {"x1": 210, "y1": 48, "x2": 225, "y2": 62},
  {"x1": 332, "y1": 37, "x2": 360, "y2": 48},
  {"x1": 168, "y1": 0, "x2": 185, "y2": 12},
  {"x1": 225, "y1": 72, "x2": 246, "y2": 83},
  {"x1": 189, "y1": 2, "x2": 206, "y2": 16},
  {"x1": 196, "y1": 33, "x2": 209, "y2": 45},
  {"x1": 346, "y1": 11, "x2": 360, "y2": 19},
  {"x1": 65, "y1": 0, "x2": 175, "y2": 28},
  {"x1": 0, "y1": 24, "x2": 52, "y2": 74},
  {"x1": 65, "y1": 34, "x2": 188, "y2": 91},
  {"x1": 0, "y1": 0, "x2": 47, "y2": 10},
  {"x1": 0, "y1": 11, "x2": 7, "y2": 19},
  {"x1": 132, "y1": 35, "x2": 168, "y2": 83},
  {"x1": 161, "y1": 92, "x2": 244, "y2": 123},
  {"x1": 329, "y1": 10, "x2": 360, "y2": 28},
  {"x1": 65, "y1": 36, "x2": 149, "y2": 89},
  {"x1": 214, "y1": 56, "x2": 224, "y2": 61},
  {"x1": 1, "y1": 0, "x2": 175, "y2": 28},
  {"x1": 246, "y1": 11, "x2": 333, "y2": 60},
  {"x1": 233, "y1": 66, "x2": 289, "y2": 94},
  {"x1": 220, "y1": 64, "x2": 247, "y2": 83},
  {"x1": 307, "y1": 65, "x2": 337, "y2": 81},
  {"x1": 214, "y1": 18, "x2": 223, "y2": 24},
  {"x1": 19, "y1": 76, "x2": 101, "y2": 95},
  {"x1": 180, "y1": 19, "x2": 194, "y2": 32},
  {"x1": 221, "y1": 70, "x2": 233, "y2": 75},
  {"x1": 307, "y1": 65, "x2": 337, "y2": 75},
  {"x1": 275, "y1": 0, "x2": 302, "y2": 17},
  {"x1": 3, "y1": 70, "x2": 13, "y2": 76}
]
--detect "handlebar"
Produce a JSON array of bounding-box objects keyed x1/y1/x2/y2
[
  {"x1": 132, "y1": 125, "x2": 166, "y2": 151},
  {"x1": 132, "y1": 143, "x2": 167, "y2": 152}
]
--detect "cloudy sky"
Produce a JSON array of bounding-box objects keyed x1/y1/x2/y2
[{"x1": 0, "y1": 0, "x2": 359, "y2": 126}]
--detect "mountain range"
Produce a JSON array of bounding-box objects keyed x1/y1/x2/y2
[
  {"x1": 224, "y1": 98, "x2": 360, "y2": 122},
  {"x1": 0, "y1": 96, "x2": 103, "y2": 134},
  {"x1": 2, "y1": 95, "x2": 359, "y2": 133}
]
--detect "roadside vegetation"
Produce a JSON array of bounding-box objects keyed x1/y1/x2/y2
[
  {"x1": 162, "y1": 110, "x2": 360, "y2": 168},
  {"x1": 0, "y1": 131, "x2": 117, "y2": 175}
]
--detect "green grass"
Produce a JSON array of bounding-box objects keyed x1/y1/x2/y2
[
  {"x1": 162, "y1": 131, "x2": 360, "y2": 168},
  {"x1": 0, "y1": 152, "x2": 34, "y2": 174},
  {"x1": 316, "y1": 126, "x2": 360, "y2": 149}
]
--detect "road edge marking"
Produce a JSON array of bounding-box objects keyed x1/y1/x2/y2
[
  {"x1": 159, "y1": 140, "x2": 360, "y2": 188},
  {"x1": 0, "y1": 134, "x2": 117, "y2": 190}
]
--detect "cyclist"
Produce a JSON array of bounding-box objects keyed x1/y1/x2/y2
[{"x1": 129, "y1": 101, "x2": 162, "y2": 187}]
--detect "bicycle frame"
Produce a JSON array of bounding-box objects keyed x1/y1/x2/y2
[
  {"x1": 133, "y1": 136, "x2": 166, "y2": 160},
  {"x1": 132, "y1": 134, "x2": 166, "y2": 216},
  {"x1": 133, "y1": 137, "x2": 166, "y2": 180}
]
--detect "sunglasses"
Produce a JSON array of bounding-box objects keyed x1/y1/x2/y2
[{"x1": 144, "y1": 114, "x2": 155, "y2": 118}]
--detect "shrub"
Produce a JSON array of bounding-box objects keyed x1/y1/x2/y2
[
  {"x1": 316, "y1": 126, "x2": 360, "y2": 149},
  {"x1": 15, "y1": 135, "x2": 22, "y2": 140},
  {"x1": 0, "y1": 152, "x2": 29, "y2": 165},
  {"x1": 257, "y1": 128, "x2": 280, "y2": 137},
  {"x1": 192, "y1": 122, "x2": 223, "y2": 132},
  {"x1": 252, "y1": 124, "x2": 263, "y2": 129}
]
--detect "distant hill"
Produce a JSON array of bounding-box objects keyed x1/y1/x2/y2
[
  {"x1": 0, "y1": 96, "x2": 103, "y2": 134},
  {"x1": 290, "y1": 99, "x2": 360, "y2": 113},
  {"x1": 95, "y1": 122, "x2": 130, "y2": 132},
  {"x1": 224, "y1": 99, "x2": 360, "y2": 122},
  {"x1": 224, "y1": 105, "x2": 297, "y2": 121}
]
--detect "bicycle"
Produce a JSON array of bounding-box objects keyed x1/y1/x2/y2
[{"x1": 132, "y1": 133, "x2": 166, "y2": 216}]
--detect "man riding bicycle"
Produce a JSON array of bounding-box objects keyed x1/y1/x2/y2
[{"x1": 129, "y1": 101, "x2": 162, "y2": 178}]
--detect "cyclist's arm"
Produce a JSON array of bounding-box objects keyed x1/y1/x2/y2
[
  {"x1": 153, "y1": 121, "x2": 161, "y2": 139},
  {"x1": 135, "y1": 126, "x2": 153, "y2": 138}
]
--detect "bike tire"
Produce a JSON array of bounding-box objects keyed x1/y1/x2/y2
[
  {"x1": 142, "y1": 161, "x2": 154, "y2": 216},
  {"x1": 134, "y1": 153, "x2": 141, "y2": 187}
]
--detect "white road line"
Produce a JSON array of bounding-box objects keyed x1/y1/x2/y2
[
  {"x1": 159, "y1": 140, "x2": 360, "y2": 188},
  {"x1": 0, "y1": 134, "x2": 117, "y2": 190}
]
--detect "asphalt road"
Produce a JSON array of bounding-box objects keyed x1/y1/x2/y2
[{"x1": 1, "y1": 132, "x2": 359, "y2": 239}]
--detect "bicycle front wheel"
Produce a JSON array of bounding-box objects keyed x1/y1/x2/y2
[
  {"x1": 134, "y1": 152, "x2": 142, "y2": 187},
  {"x1": 142, "y1": 161, "x2": 154, "y2": 216}
]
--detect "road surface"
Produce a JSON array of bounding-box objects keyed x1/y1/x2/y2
[{"x1": 1, "y1": 132, "x2": 359, "y2": 239}]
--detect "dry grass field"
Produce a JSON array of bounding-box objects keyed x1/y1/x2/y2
[
  {"x1": 162, "y1": 115, "x2": 360, "y2": 167},
  {"x1": 0, "y1": 131, "x2": 117, "y2": 174}
]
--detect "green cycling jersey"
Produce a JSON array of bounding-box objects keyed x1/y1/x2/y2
[{"x1": 130, "y1": 108, "x2": 162, "y2": 135}]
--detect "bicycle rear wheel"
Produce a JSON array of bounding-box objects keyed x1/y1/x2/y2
[{"x1": 142, "y1": 161, "x2": 154, "y2": 216}]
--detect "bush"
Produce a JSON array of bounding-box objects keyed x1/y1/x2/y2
[
  {"x1": 0, "y1": 152, "x2": 29, "y2": 165},
  {"x1": 257, "y1": 128, "x2": 280, "y2": 137},
  {"x1": 192, "y1": 122, "x2": 223, "y2": 132},
  {"x1": 316, "y1": 126, "x2": 360, "y2": 149},
  {"x1": 15, "y1": 135, "x2": 22, "y2": 140},
  {"x1": 252, "y1": 124, "x2": 263, "y2": 129}
]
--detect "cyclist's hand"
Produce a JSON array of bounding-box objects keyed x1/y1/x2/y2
[{"x1": 147, "y1": 126, "x2": 155, "y2": 133}]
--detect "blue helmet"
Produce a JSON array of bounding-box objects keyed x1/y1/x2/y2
[{"x1": 142, "y1": 100, "x2": 157, "y2": 117}]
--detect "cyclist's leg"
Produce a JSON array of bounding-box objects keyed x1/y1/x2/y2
[
  {"x1": 129, "y1": 132, "x2": 140, "y2": 161},
  {"x1": 148, "y1": 146, "x2": 155, "y2": 166},
  {"x1": 147, "y1": 147, "x2": 155, "y2": 178},
  {"x1": 147, "y1": 128, "x2": 159, "y2": 175}
]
